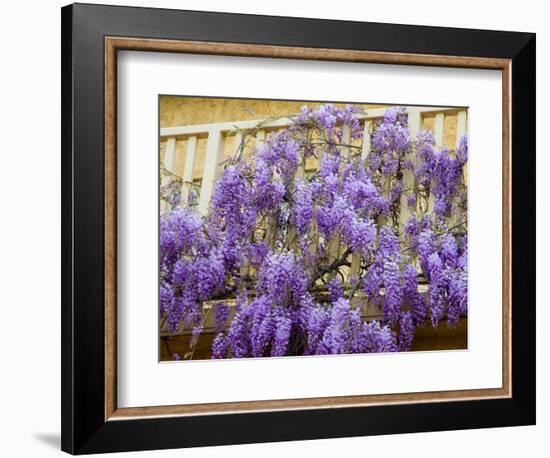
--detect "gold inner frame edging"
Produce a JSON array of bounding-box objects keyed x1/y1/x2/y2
[{"x1": 104, "y1": 36, "x2": 512, "y2": 421}]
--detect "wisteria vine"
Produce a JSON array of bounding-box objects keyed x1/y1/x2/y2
[{"x1": 160, "y1": 105, "x2": 468, "y2": 359}]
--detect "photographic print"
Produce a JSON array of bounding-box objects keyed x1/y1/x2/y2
[{"x1": 159, "y1": 96, "x2": 469, "y2": 361}]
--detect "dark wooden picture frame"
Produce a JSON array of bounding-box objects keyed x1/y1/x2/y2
[{"x1": 61, "y1": 3, "x2": 536, "y2": 454}]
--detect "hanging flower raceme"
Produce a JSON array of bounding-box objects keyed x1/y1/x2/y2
[
  {"x1": 370, "y1": 107, "x2": 410, "y2": 177},
  {"x1": 292, "y1": 179, "x2": 314, "y2": 237},
  {"x1": 257, "y1": 251, "x2": 308, "y2": 307},
  {"x1": 402, "y1": 263, "x2": 427, "y2": 325}
]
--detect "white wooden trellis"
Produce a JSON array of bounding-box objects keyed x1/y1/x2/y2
[
  {"x1": 160, "y1": 106, "x2": 467, "y2": 217},
  {"x1": 159, "y1": 106, "x2": 468, "y2": 333}
]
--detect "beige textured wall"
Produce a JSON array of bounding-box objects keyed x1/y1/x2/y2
[
  {"x1": 159, "y1": 96, "x2": 462, "y2": 181},
  {"x1": 159, "y1": 96, "x2": 387, "y2": 128},
  {"x1": 423, "y1": 113, "x2": 459, "y2": 149}
]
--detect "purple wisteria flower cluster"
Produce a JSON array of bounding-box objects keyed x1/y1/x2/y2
[{"x1": 160, "y1": 104, "x2": 468, "y2": 360}]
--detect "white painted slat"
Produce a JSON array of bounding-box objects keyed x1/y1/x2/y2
[
  {"x1": 456, "y1": 110, "x2": 467, "y2": 147},
  {"x1": 165, "y1": 137, "x2": 177, "y2": 165},
  {"x1": 361, "y1": 120, "x2": 372, "y2": 159},
  {"x1": 295, "y1": 156, "x2": 305, "y2": 179},
  {"x1": 408, "y1": 109, "x2": 423, "y2": 138},
  {"x1": 234, "y1": 132, "x2": 248, "y2": 276},
  {"x1": 161, "y1": 137, "x2": 177, "y2": 213},
  {"x1": 287, "y1": 126, "x2": 308, "y2": 245},
  {"x1": 234, "y1": 131, "x2": 244, "y2": 156},
  {"x1": 332, "y1": 126, "x2": 351, "y2": 276},
  {"x1": 255, "y1": 129, "x2": 266, "y2": 148},
  {"x1": 179, "y1": 135, "x2": 197, "y2": 207},
  {"x1": 434, "y1": 112, "x2": 445, "y2": 146},
  {"x1": 339, "y1": 126, "x2": 351, "y2": 159},
  {"x1": 350, "y1": 254, "x2": 361, "y2": 278},
  {"x1": 198, "y1": 129, "x2": 225, "y2": 215},
  {"x1": 398, "y1": 110, "x2": 423, "y2": 232},
  {"x1": 265, "y1": 214, "x2": 278, "y2": 249},
  {"x1": 256, "y1": 130, "x2": 276, "y2": 248},
  {"x1": 351, "y1": 121, "x2": 376, "y2": 276},
  {"x1": 450, "y1": 110, "x2": 469, "y2": 227},
  {"x1": 427, "y1": 112, "x2": 445, "y2": 215}
]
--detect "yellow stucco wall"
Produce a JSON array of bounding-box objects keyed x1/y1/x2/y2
[{"x1": 159, "y1": 96, "x2": 387, "y2": 128}]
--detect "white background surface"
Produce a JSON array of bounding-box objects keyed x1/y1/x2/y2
[
  {"x1": 0, "y1": 0, "x2": 546, "y2": 457},
  {"x1": 118, "y1": 52, "x2": 502, "y2": 408}
]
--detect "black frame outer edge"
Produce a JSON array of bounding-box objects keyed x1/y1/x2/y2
[
  {"x1": 510, "y1": 35, "x2": 536, "y2": 424},
  {"x1": 61, "y1": 4, "x2": 75, "y2": 455},
  {"x1": 61, "y1": 3, "x2": 536, "y2": 454}
]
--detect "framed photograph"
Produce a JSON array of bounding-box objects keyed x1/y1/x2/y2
[{"x1": 61, "y1": 3, "x2": 536, "y2": 454}]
